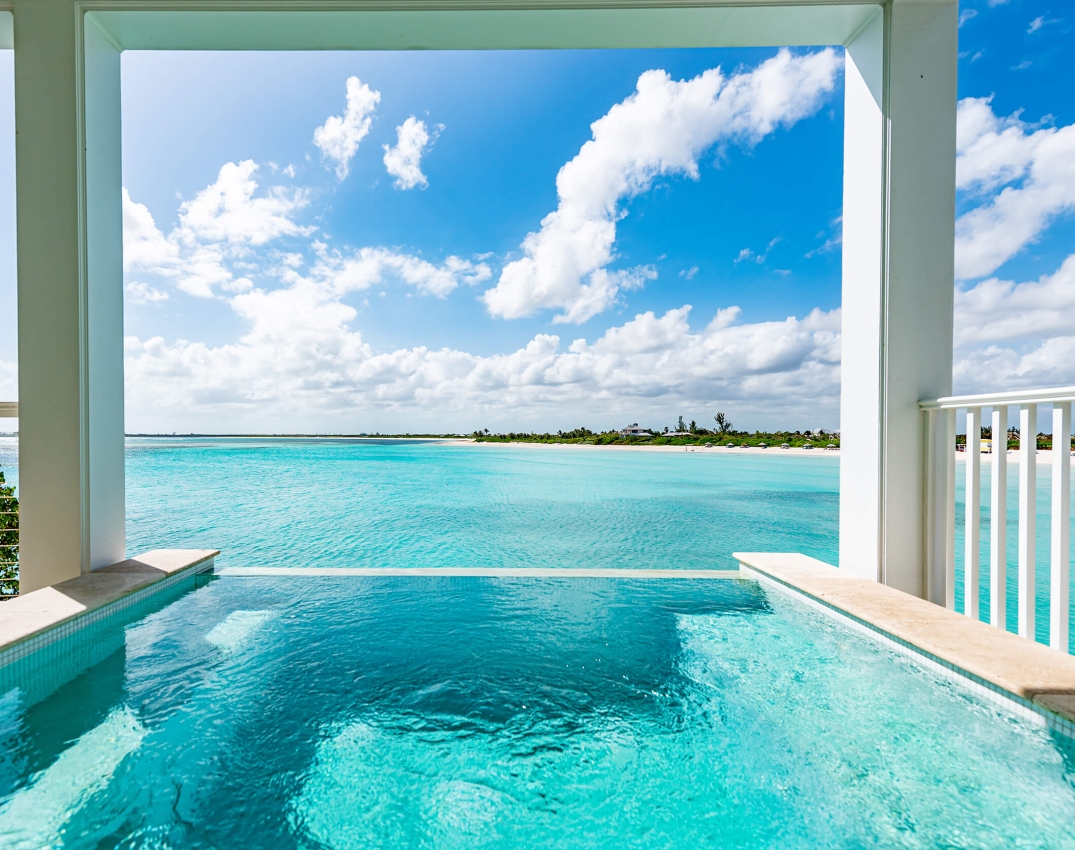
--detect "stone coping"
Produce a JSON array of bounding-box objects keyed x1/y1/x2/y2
[
  {"x1": 734, "y1": 552, "x2": 1075, "y2": 727},
  {"x1": 0, "y1": 549, "x2": 218, "y2": 655},
  {"x1": 219, "y1": 566, "x2": 743, "y2": 578}
]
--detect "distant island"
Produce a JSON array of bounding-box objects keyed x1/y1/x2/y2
[
  {"x1": 472, "y1": 414, "x2": 839, "y2": 449},
  {"x1": 117, "y1": 414, "x2": 841, "y2": 448}
]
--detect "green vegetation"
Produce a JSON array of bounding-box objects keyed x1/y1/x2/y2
[
  {"x1": 956, "y1": 428, "x2": 1074, "y2": 451},
  {"x1": 0, "y1": 465, "x2": 17, "y2": 598},
  {"x1": 472, "y1": 413, "x2": 839, "y2": 448}
]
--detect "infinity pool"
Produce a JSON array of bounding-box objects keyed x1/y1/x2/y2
[{"x1": 2, "y1": 575, "x2": 1073, "y2": 849}]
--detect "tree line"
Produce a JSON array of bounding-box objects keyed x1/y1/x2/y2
[{"x1": 472, "y1": 413, "x2": 839, "y2": 448}]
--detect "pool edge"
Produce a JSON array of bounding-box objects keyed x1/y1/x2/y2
[
  {"x1": 736, "y1": 552, "x2": 1075, "y2": 739},
  {"x1": 0, "y1": 549, "x2": 218, "y2": 669}
]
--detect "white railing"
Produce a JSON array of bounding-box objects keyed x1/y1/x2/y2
[
  {"x1": 0, "y1": 402, "x2": 16, "y2": 419},
  {"x1": 920, "y1": 387, "x2": 1074, "y2": 652}
]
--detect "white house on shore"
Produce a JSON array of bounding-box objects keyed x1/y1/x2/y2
[{"x1": 619, "y1": 424, "x2": 652, "y2": 438}]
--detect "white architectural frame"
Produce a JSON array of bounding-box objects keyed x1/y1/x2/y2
[{"x1": 2, "y1": 0, "x2": 956, "y2": 596}]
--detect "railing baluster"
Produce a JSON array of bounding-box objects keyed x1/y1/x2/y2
[
  {"x1": 965, "y1": 407, "x2": 982, "y2": 619},
  {"x1": 990, "y1": 405, "x2": 1007, "y2": 629},
  {"x1": 1051, "y1": 402, "x2": 1071, "y2": 653},
  {"x1": 921, "y1": 386, "x2": 1075, "y2": 650},
  {"x1": 946, "y1": 408, "x2": 956, "y2": 611},
  {"x1": 1019, "y1": 404, "x2": 1037, "y2": 640}
]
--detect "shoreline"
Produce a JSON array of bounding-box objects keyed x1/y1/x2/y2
[
  {"x1": 956, "y1": 449, "x2": 1071, "y2": 463},
  {"x1": 463, "y1": 439, "x2": 838, "y2": 457}
]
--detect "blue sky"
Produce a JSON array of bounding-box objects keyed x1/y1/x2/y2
[{"x1": 1, "y1": 0, "x2": 1074, "y2": 434}]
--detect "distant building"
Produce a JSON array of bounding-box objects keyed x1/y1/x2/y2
[{"x1": 620, "y1": 423, "x2": 652, "y2": 437}]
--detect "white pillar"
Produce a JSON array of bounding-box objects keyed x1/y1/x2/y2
[
  {"x1": 839, "y1": 1, "x2": 958, "y2": 596},
  {"x1": 14, "y1": 2, "x2": 125, "y2": 592}
]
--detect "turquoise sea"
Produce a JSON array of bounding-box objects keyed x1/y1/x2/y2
[{"x1": 122, "y1": 438, "x2": 841, "y2": 571}]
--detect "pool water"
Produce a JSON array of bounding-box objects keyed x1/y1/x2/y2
[{"x1": 2, "y1": 575, "x2": 1074, "y2": 849}]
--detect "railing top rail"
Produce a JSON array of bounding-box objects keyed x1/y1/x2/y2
[
  {"x1": 920, "y1": 386, "x2": 1075, "y2": 411},
  {"x1": 0, "y1": 402, "x2": 17, "y2": 419}
]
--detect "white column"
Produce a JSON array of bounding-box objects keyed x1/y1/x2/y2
[
  {"x1": 964, "y1": 408, "x2": 981, "y2": 619},
  {"x1": 990, "y1": 405, "x2": 1008, "y2": 628},
  {"x1": 1019, "y1": 405, "x2": 1037, "y2": 640},
  {"x1": 13, "y1": 2, "x2": 125, "y2": 592},
  {"x1": 839, "y1": 8, "x2": 884, "y2": 582},
  {"x1": 1051, "y1": 402, "x2": 1071, "y2": 652},
  {"x1": 839, "y1": 1, "x2": 958, "y2": 596}
]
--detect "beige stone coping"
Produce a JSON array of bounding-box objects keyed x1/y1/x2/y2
[
  {"x1": 734, "y1": 552, "x2": 1075, "y2": 725},
  {"x1": 0, "y1": 549, "x2": 218, "y2": 655},
  {"x1": 219, "y1": 566, "x2": 742, "y2": 578}
]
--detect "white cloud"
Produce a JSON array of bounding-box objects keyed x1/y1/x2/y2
[
  {"x1": 955, "y1": 97, "x2": 1075, "y2": 280},
  {"x1": 679, "y1": 266, "x2": 699, "y2": 280},
  {"x1": 307, "y1": 246, "x2": 491, "y2": 298},
  {"x1": 955, "y1": 253, "x2": 1075, "y2": 348},
  {"x1": 178, "y1": 160, "x2": 312, "y2": 246},
  {"x1": 383, "y1": 117, "x2": 435, "y2": 190},
  {"x1": 123, "y1": 162, "x2": 312, "y2": 300},
  {"x1": 481, "y1": 49, "x2": 840, "y2": 325},
  {"x1": 1026, "y1": 15, "x2": 1058, "y2": 34},
  {"x1": 734, "y1": 236, "x2": 783, "y2": 265},
  {"x1": 0, "y1": 359, "x2": 15, "y2": 403},
  {"x1": 954, "y1": 253, "x2": 1075, "y2": 392},
  {"x1": 124, "y1": 252, "x2": 841, "y2": 432},
  {"x1": 959, "y1": 9, "x2": 978, "y2": 27},
  {"x1": 314, "y1": 77, "x2": 381, "y2": 180},
  {"x1": 125, "y1": 282, "x2": 170, "y2": 305}
]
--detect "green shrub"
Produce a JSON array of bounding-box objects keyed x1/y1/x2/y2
[{"x1": 0, "y1": 467, "x2": 17, "y2": 597}]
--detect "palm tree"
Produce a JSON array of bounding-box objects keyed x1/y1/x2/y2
[{"x1": 714, "y1": 412, "x2": 732, "y2": 434}]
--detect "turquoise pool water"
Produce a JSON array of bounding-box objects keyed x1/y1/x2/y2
[{"x1": 2, "y1": 575, "x2": 1074, "y2": 849}]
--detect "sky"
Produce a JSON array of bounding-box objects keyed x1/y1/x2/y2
[{"x1": 0, "y1": 0, "x2": 1074, "y2": 434}]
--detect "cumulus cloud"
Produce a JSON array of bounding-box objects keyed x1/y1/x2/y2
[
  {"x1": 123, "y1": 162, "x2": 311, "y2": 299},
  {"x1": 481, "y1": 48, "x2": 840, "y2": 325},
  {"x1": 125, "y1": 282, "x2": 169, "y2": 305},
  {"x1": 178, "y1": 160, "x2": 312, "y2": 246},
  {"x1": 125, "y1": 292, "x2": 840, "y2": 432},
  {"x1": 306, "y1": 245, "x2": 491, "y2": 298},
  {"x1": 955, "y1": 97, "x2": 1075, "y2": 280},
  {"x1": 383, "y1": 117, "x2": 436, "y2": 190},
  {"x1": 954, "y1": 252, "x2": 1075, "y2": 392},
  {"x1": 955, "y1": 254, "x2": 1075, "y2": 348},
  {"x1": 314, "y1": 76, "x2": 381, "y2": 179}
]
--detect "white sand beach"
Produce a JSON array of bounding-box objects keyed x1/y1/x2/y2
[
  {"x1": 463, "y1": 439, "x2": 837, "y2": 457},
  {"x1": 956, "y1": 449, "x2": 1071, "y2": 464}
]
